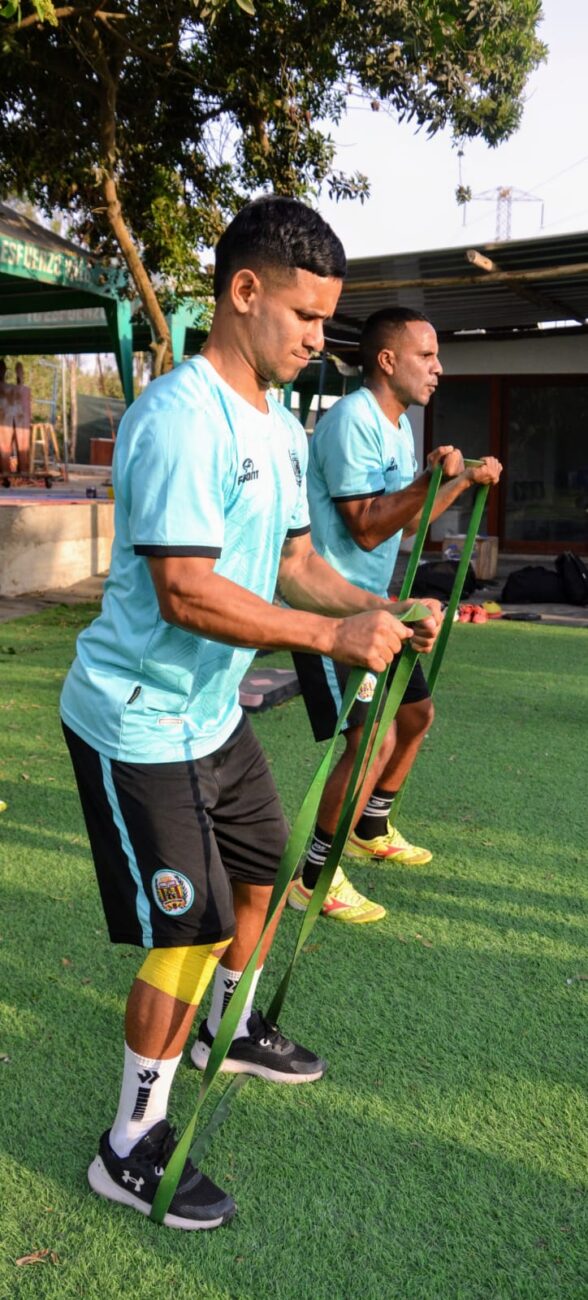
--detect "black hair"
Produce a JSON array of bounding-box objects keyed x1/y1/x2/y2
[
  {"x1": 360, "y1": 306, "x2": 432, "y2": 376},
  {"x1": 213, "y1": 195, "x2": 346, "y2": 299}
]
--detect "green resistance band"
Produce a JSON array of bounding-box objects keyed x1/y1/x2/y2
[
  {"x1": 188, "y1": 642, "x2": 423, "y2": 1177},
  {"x1": 388, "y1": 464, "x2": 490, "y2": 824},
  {"x1": 398, "y1": 462, "x2": 443, "y2": 601},
  {"x1": 151, "y1": 468, "x2": 447, "y2": 1224},
  {"x1": 426, "y1": 474, "x2": 490, "y2": 693},
  {"x1": 151, "y1": 604, "x2": 433, "y2": 1223}
]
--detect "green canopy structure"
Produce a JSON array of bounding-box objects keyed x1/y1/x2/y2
[{"x1": 0, "y1": 205, "x2": 209, "y2": 405}]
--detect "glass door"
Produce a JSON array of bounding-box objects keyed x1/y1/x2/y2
[
  {"x1": 503, "y1": 381, "x2": 588, "y2": 545},
  {"x1": 427, "y1": 378, "x2": 494, "y2": 538}
]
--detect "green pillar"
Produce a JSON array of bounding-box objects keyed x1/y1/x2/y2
[
  {"x1": 104, "y1": 298, "x2": 134, "y2": 406},
  {"x1": 299, "y1": 391, "x2": 314, "y2": 428},
  {"x1": 167, "y1": 304, "x2": 189, "y2": 367}
]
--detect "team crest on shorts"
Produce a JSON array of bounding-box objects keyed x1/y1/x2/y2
[
  {"x1": 356, "y1": 672, "x2": 377, "y2": 702},
  {"x1": 152, "y1": 870, "x2": 194, "y2": 916}
]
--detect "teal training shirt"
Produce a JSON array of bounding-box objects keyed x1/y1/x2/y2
[
  {"x1": 60, "y1": 356, "x2": 310, "y2": 762},
  {"x1": 307, "y1": 387, "x2": 417, "y2": 597}
]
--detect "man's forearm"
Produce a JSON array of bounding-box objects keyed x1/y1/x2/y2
[
  {"x1": 403, "y1": 472, "x2": 472, "y2": 536},
  {"x1": 277, "y1": 546, "x2": 387, "y2": 616},
  {"x1": 152, "y1": 565, "x2": 347, "y2": 655},
  {"x1": 342, "y1": 473, "x2": 433, "y2": 551},
  {"x1": 148, "y1": 557, "x2": 412, "y2": 673}
]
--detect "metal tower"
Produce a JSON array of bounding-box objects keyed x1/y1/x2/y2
[{"x1": 469, "y1": 186, "x2": 545, "y2": 240}]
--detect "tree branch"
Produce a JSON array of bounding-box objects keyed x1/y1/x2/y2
[{"x1": 4, "y1": 4, "x2": 121, "y2": 33}]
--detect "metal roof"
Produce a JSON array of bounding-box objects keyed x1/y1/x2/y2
[
  {"x1": 334, "y1": 229, "x2": 588, "y2": 339},
  {"x1": 0, "y1": 202, "x2": 95, "y2": 260}
]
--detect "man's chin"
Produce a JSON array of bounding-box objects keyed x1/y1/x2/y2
[{"x1": 264, "y1": 361, "x2": 308, "y2": 386}]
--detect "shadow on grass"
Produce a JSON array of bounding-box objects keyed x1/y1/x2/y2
[
  {"x1": 380, "y1": 874, "x2": 586, "y2": 949},
  {"x1": 1, "y1": 1077, "x2": 586, "y2": 1300},
  {"x1": 1, "y1": 894, "x2": 586, "y2": 1169}
]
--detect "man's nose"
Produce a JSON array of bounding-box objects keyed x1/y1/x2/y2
[{"x1": 304, "y1": 319, "x2": 324, "y2": 352}]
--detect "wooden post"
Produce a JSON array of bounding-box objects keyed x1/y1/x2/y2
[
  {"x1": 465, "y1": 248, "x2": 585, "y2": 323},
  {"x1": 69, "y1": 357, "x2": 78, "y2": 467}
]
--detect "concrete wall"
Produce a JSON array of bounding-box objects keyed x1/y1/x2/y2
[
  {"x1": 440, "y1": 332, "x2": 588, "y2": 376},
  {"x1": 0, "y1": 500, "x2": 114, "y2": 596}
]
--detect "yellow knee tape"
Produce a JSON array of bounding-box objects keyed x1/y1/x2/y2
[{"x1": 138, "y1": 940, "x2": 230, "y2": 1006}]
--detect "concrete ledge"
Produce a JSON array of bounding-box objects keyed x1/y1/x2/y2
[{"x1": 0, "y1": 499, "x2": 114, "y2": 596}]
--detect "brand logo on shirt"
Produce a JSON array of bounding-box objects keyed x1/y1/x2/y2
[
  {"x1": 386, "y1": 457, "x2": 399, "y2": 473},
  {"x1": 289, "y1": 449, "x2": 302, "y2": 486},
  {"x1": 151, "y1": 869, "x2": 194, "y2": 916},
  {"x1": 238, "y1": 457, "x2": 259, "y2": 485}
]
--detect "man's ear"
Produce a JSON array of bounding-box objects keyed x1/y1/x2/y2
[
  {"x1": 377, "y1": 346, "x2": 396, "y2": 376},
  {"x1": 230, "y1": 268, "x2": 261, "y2": 315}
]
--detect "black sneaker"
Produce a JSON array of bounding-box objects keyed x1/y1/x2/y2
[
  {"x1": 87, "y1": 1119, "x2": 236, "y2": 1230},
  {"x1": 190, "y1": 1010, "x2": 328, "y2": 1083}
]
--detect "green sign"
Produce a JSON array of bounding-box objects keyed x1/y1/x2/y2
[{"x1": 0, "y1": 233, "x2": 112, "y2": 291}]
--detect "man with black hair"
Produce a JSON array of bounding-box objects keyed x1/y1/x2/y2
[
  {"x1": 61, "y1": 202, "x2": 441, "y2": 1229},
  {"x1": 291, "y1": 307, "x2": 502, "y2": 924}
]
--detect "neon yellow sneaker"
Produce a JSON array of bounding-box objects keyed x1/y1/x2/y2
[
  {"x1": 288, "y1": 866, "x2": 386, "y2": 924},
  {"x1": 346, "y1": 824, "x2": 432, "y2": 866}
]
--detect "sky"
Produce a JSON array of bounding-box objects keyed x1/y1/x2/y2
[{"x1": 317, "y1": 0, "x2": 588, "y2": 258}]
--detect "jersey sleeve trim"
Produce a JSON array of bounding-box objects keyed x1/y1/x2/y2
[
  {"x1": 134, "y1": 544, "x2": 222, "y2": 558},
  {"x1": 285, "y1": 524, "x2": 311, "y2": 538},
  {"x1": 331, "y1": 488, "x2": 385, "y2": 503}
]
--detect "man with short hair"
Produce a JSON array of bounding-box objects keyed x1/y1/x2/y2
[
  {"x1": 61, "y1": 204, "x2": 442, "y2": 1230},
  {"x1": 290, "y1": 306, "x2": 502, "y2": 923}
]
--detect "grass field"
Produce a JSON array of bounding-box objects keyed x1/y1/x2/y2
[{"x1": 0, "y1": 606, "x2": 586, "y2": 1300}]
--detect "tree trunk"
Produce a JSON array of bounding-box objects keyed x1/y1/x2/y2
[
  {"x1": 101, "y1": 169, "x2": 174, "y2": 377},
  {"x1": 88, "y1": 21, "x2": 174, "y2": 377}
]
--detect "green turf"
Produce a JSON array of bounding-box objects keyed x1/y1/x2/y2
[{"x1": 0, "y1": 607, "x2": 587, "y2": 1299}]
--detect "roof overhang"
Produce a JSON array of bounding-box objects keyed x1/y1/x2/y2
[
  {"x1": 330, "y1": 229, "x2": 588, "y2": 356},
  {"x1": 0, "y1": 202, "x2": 125, "y2": 304}
]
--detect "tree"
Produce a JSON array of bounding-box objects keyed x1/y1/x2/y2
[{"x1": 0, "y1": 1, "x2": 546, "y2": 373}]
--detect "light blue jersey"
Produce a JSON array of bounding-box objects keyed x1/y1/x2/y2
[
  {"x1": 307, "y1": 386, "x2": 417, "y2": 596},
  {"x1": 60, "y1": 356, "x2": 309, "y2": 762}
]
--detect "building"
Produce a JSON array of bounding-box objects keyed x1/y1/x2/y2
[{"x1": 319, "y1": 230, "x2": 588, "y2": 555}]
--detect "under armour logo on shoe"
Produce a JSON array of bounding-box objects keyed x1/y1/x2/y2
[
  {"x1": 121, "y1": 1171, "x2": 145, "y2": 1192},
  {"x1": 137, "y1": 1069, "x2": 160, "y2": 1086}
]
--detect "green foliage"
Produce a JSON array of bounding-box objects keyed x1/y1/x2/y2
[
  {"x1": 1, "y1": 0, "x2": 55, "y2": 17},
  {"x1": 77, "y1": 357, "x2": 125, "y2": 401},
  {"x1": 0, "y1": 2, "x2": 546, "y2": 301},
  {"x1": 0, "y1": 353, "x2": 61, "y2": 419},
  {"x1": 456, "y1": 183, "x2": 473, "y2": 205}
]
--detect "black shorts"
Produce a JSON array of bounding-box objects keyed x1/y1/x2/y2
[
  {"x1": 292, "y1": 652, "x2": 431, "y2": 743},
  {"x1": 63, "y1": 715, "x2": 289, "y2": 949}
]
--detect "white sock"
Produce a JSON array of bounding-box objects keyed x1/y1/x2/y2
[
  {"x1": 206, "y1": 964, "x2": 263, "y2": 1040},
  {"x1": 109, "y1": 1043, "x2": 182, "y2": 1158}
]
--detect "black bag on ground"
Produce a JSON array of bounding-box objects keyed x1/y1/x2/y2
[
  {"x1": 501, "y1": 565, "x2": 566, "y2": 604},
  {"x1": 555, "y1": 552, "x2": 588, "y2": 605},
  {"x1": 411, "y1": 560, "x2": 477, "y2": 601}
]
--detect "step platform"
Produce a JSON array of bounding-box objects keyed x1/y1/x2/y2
[{"x1": 239, "y1": 667, "x2": 300, "y2": 712}]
